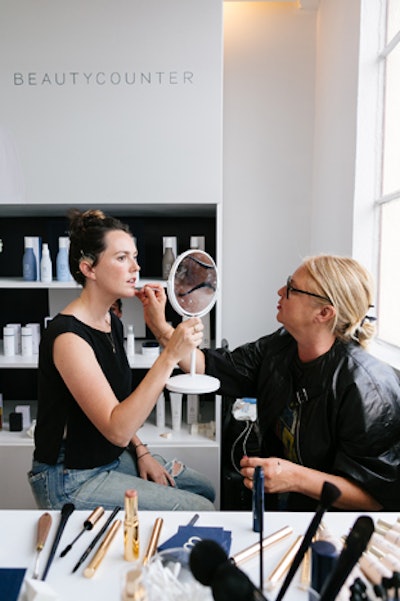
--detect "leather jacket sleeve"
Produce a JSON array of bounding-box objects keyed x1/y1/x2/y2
[{"x1": 205, "y1": 328, "x2": 400, "y2": 510}]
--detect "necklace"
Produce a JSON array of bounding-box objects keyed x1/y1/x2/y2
[{"x1": 105, "y1": 330, "x2": 116, "y2": 354}]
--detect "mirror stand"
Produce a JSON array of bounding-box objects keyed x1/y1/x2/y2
[{"x1": 165, "y1": 249, "x2": 220, "y2": 395}]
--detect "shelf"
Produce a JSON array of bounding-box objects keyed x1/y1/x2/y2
[
  {"x1": 0, "y1": 277, "x2": 165, "y2": 289},
  {"x1": 0, "y1": 352, "x2": 157, "y2": 369},
  {"x1": 0, "y1": 420, "x2": 217, "y2": 448}
]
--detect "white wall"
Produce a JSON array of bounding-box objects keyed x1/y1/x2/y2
[
  {"x1": 310, "y1": 0, "x2": 362, "y2": 255},
  {"x1": 222, "y1": 0, "x2": 364, "y2": 349},
  {"x1": 222, "y1": 2, "x2": 317, "y2": 348}
]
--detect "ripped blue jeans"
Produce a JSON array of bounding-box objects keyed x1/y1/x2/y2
[{"x1": 28, "y1": 447, "x2": 215, "y2": 511}]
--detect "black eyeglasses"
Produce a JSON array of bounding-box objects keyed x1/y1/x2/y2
[{"x1": 286, "y1": 276, "x2": 333, "y2": 304}]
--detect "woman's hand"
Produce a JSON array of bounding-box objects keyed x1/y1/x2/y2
[
  {"x1": 164, "y1": 317, "x2": 203, "y2": 364},
  {"x1": 240, "y1": 456, "x2": 295, "y2": 495},
  {"x1": 137, "y1": 452, "x2": 175, "y2": 487},
  {"x1": 136, "y1": 284, "x2": 169, "y2": 339},
  {"x1": 239, "y1": 455, "x2": 382, "y2": 510}
]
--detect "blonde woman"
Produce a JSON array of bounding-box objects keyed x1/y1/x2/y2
[{"x1": 140, "y1": 255, "x2": 400, "y2": 511}]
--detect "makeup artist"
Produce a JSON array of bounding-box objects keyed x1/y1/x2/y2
[
  {"x1": 28, "y1": 209, "x2": 215, "y2": 511},
  {"x1": 140, "y1": 254, "x2": 400, "y2": 511}
]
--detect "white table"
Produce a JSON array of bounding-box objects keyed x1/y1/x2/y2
[{"x1": 0, "y1": 510, "x2": 398, "y2": 601}]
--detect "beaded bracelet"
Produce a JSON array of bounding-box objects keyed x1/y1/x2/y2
[
  {"x1": 137, "y1": 451, "x2": 151, "y2": 460},
  {"x1": 134, "y1": 442, "x2": 148, "y2": 449}
]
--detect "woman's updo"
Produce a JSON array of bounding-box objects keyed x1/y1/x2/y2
[
  {"x1": 302, "y1": 255, "x2": 376, "y2": 348},
  {"x1": 68, "y1": 209, "x2": 131, "y2": 286}
]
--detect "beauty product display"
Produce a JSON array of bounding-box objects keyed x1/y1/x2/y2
[
  {"x1": 155, "y1": 392, "x2": 165, "y2": 429},
  {"x1": 26, "y1": 323, "x2": 41, "y2": 354},
  {"x1": 2, "y1": 323, "x2": 40, "y2": 357},
  {"x1": 40, "y1": 243, "x2": 52, "y2": 283},
  {"x1": 141, "y1": 341, "x2": 160, "y2": 357},
  {"x1": 6, "y1": 323, "x2": 21, "y2": 354},
  {"x1": 3, "y1": 326, "x2": 15, "y2": 356},
  {"x1": 21, "y1": 326, "x2": 33, "y2": 357},
  {"x1": 162, "y1": 237, "x2": 176, "y2": 280},
  {"x1": 170, "y1": 392, "x2": 182, "y2": 431},
  {"x1": 126, "y1": 324, "x2": 135, "y2": 359},
  {"x1": 186, "y1": 394, "x2": 199, "y2": 425},
  {"x1": 22, "y1": 237, "x2": 37, "y2": 282},
  {"x1": 15, "y1": 404, "x2": 31, "y2": 429},
  {"x1": 190, "y1": 236, "x2": 205, "y2": 251},
  {"x1": 56, "y1": 236, "x2": 71, "y2": 281}
]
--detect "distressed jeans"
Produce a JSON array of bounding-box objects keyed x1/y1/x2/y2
[{"x1": 28, "y1": 446, "x2": 215, "y2": 511}]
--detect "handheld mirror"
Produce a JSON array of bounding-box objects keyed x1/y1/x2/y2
[{"x1": 166, "y1": 249, "x2": 220, "y2": 394}]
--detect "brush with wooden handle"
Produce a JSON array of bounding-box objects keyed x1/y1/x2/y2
[{"x1": 33, "y1": 512, "x2": 52, "y2": 579}]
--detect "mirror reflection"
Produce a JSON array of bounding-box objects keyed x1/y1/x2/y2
[
  {"x1": 168, "y1": 250, "x2": 218, "y2": 318},
  {"x1": 166, "y1": 249, "x2": 220, "y2": 394}
]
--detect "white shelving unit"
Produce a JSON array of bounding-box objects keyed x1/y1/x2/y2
[{"x1": 0, "y1": 275, "x2": 221, "y2": 508}]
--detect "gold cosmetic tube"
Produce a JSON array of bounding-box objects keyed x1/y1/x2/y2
[
  {"x1": 84, "y1": 519, "x2": 121, "y2": 578},
  {"x1": 266, "y1": 535, "x2": 303, "y2": 590},
  {"x1": 142, "y1": 518, "x2": 163, "y2": 566},
  {"x1": 233, "y1": 525, "x2": 293, "y2": 565},
  {"x1": 124, "y1": 489, "x2": 140, "y2": 561}
]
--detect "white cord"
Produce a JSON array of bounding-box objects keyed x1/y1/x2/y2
[{"x1": 230, "y1": 420, "x2": 256, "y2": 475}]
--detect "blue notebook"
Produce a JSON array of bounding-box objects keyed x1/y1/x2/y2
[
  {"x1": 158, "y1": 524, "x2": 232, "y2": 555},
  {"x1": 0, "y1": 568, "x2": 26, "y2": 601}
]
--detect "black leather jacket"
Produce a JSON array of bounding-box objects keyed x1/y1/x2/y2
[{"x1": 205, "y1": 328, "x2": 400, "y2": 511}]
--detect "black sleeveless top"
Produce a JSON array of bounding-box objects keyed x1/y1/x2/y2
[{"x1": 34, "y1": 312, "x2": 132, "y2": 468}]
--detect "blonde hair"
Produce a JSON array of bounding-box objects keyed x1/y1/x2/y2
[{"x1": 302, "y1": 255, "x2": 375, "y2": 348}]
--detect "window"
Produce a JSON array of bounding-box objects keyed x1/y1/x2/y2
[{"x1": 375, "y1": 0, "x2": 400, "y2": 348}]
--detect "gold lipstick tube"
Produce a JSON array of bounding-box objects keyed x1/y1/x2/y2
[
  {"x1": 124, "y1": 489, "x2": 140, "y2": 561},
  {"x1": 233, "y1": 525, "x2": 293, "y2": 565},
  {"x1": 83, "y1": 519, "x2": 121, "y2": 578},
  {"x1": 142, "y1": 517, "x2": 163, "y2": 565},
  {"x1": 266, "y1": 535, "x2": 303, "y2": 590}
]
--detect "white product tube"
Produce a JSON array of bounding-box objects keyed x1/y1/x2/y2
[
  {"x1": 186, "y1": 394, "x2": 199, "y2": 425},
  {"x1": 156, "y1": 392, "x2": 165, "y2": 429},
  {"x1": 3, "y1": 326, "x2": 15, "y2": 356},
  {"x1": 21, "y1": 326, "x2": 33, "y2": 356},
  {"x1": 170, "y1": 393, "x2": 182, "y2": 431}
]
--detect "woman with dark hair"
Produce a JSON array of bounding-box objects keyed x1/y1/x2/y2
[
  {"x1": 141, "y1": 254, "x2": 400, "y2": 511},
  {"x1": 28, "y1": 209, "x2": 215, "y2": 510}
]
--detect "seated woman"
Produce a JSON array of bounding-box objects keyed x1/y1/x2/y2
[
  {"x1": 140, "y1": 254, "x2": 400, "y2": 511},
  {"x1": 28, "y1": 209, "x2": 215, "y2": 511}
]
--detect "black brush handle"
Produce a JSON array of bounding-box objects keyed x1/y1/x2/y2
[{"x1": 41, "y1": 503, "x2": 75, "y2": 580}]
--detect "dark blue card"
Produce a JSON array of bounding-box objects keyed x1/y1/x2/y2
[
  {"x1": 158, "y1": 525, "x2": 232, "y2": 555},
  {"x1": 0, "y1": 568, "x2": 26, "y2": 601}
]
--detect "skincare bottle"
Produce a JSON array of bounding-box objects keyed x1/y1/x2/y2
[
  {"x1": 21, "y1": 326, "x2": 33, "y2": 357},
  {"x1": 170, "y1": 392, "x2": 182, "y2": 431},
  {"x1": 22, "y1": 237, "x2": 37, "y2": 281},
  {"x1": 126, "y1": 324, "x2": 135, "y2": 360},
  {"x1": 40, "y1": 243, "x2": 52, "y2": 282},
  {"x1": 187, "y1": 394, "x2": 199, "y2": 425},
  {"x1": 156, "y1": 392, "x2": 165, "y2": 429},
  {"x1": 3, "y1": 326, "x2": 15, "y2": 356},
  {"x1": 6, "y1": 323, "x2": 21, "y2": 354},
  {"x1": 26, "y1": 323, "x2": 40, "y2": 354},
  {"x1": 56, "y1": 236, "x2": 71, "y2": 281},
  {"x1": 162, "y1": 238, "x2": 175, "y2": 280},
  {"x1": 190, "y1": 235, "x2": 205, "y2": 251}
]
